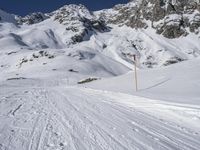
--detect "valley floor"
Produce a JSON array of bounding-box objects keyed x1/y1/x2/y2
[{"x1": 0, "y1": 79, "x2": 200, "y2": 150}]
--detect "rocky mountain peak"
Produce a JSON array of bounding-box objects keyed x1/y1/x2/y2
[
  {"x1": 52, "y1": 4, "x2": 94, "y2": 21},
  {"x1": 15, "y1": 12, "x2": 49, "y2": 25},
  {"x1": 52, "y1": 4, "x2": 108, "y2": 44},
  {"x1": 0, "y1": 1, "x2": 199, "y2": 69},
  {"x1": 1, "y1": 1, "x2": 199, "y2": 40},
  {"x1": 97, "y1": 0, "x2": 200, "y2": 38}
]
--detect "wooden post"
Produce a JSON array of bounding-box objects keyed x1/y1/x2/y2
[{"x1": 133, "y1": 55, "x2": 138, "y2": 92}]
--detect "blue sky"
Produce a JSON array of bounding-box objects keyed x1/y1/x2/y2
[{"x1": 0, "y1": 0, "x2": 128, "y2": 16}]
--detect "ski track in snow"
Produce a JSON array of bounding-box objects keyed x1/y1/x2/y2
[
  {"x1": 0, "y1": 84, "x2": 200, "y2": 150},
  {"x1": 1, "y1": 2, "x2": 200, "y2": 150}
]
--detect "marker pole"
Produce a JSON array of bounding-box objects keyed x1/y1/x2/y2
[{"x1": 133, "y1": 55, "x2": 138, "y2": 92}]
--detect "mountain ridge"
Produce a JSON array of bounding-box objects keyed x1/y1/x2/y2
[
  {"x1": 1, "y1": 2, "x2": 200, "y2": 150},
  {"x1": 1, "y1": 1, "x2": 200, "y2": 38},
  {"x1": 0, "y1": 1, "x2": 200, "y2": 69}
]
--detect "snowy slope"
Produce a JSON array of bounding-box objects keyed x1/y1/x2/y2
[
  {"x1": 0, "y1": 1, "x2": 200, "y2": 150},
  {"x1": 1, "y1": 80, "x2": 200, "y2": 150},
  {"x1": 86, "y1": 57, "x2": 200, "y2": 105},
  {"x1": 0, "y1": 2, "x2": 200, "y2": 68}
]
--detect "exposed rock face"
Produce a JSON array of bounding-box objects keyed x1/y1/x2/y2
[
  {"x1": 2, "y1": 1, "x2": 199, "y2": 40},
  {"x1": 0, "y1": 3, "x2": 199, "y2": 69},
  {"x1": 97, "y1": 0, "x2": 200, "y2": 38},
  {"x1": 53, "y1": 4, "x2": 108, "y2": 44},
  {"x1": 156, "y1": 14, "x2": 188, "y2": 38},
  {"x1": 97, "y1": 2, "x2": 149, "y2": 28},
  {"x1": 16, "y1": 12, "x2": 49, "y2": 25},
  {"x1": 7, "y1": 1, "x2": 199, "y2": 39},
  {"x1": 53, "y1": 4, "x2": 108, "y2": 31},
  {"x1": 155, "y1": 0, "x2": 200, "y2": 38}
]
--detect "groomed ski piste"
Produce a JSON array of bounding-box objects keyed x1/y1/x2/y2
[
  {"x1": 1, "y1": 3, "x2": 200, "y2": 150},
  {"x1": 1, "y1": 58, "x2": 200, "y2": 150}
]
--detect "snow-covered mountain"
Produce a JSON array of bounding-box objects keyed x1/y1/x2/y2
[
  {"x1": 0, "y1": 0, "x2": 200, "y2": 69},
  {"x1": 0, "y1": 9, "x2": 16, "y2": 23},
  {"x1": 0, "y1": 1, "x2": 200, "y2": 150},
  {"x1": 97, "y1": 0, "x2": 200, "y2": 38}
]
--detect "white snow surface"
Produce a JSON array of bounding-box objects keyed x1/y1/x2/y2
[
  {"x1": 0, "y1": 5, "x2": 200, "y2": 150},
  {"x1": 1, "y1": 65, "x2": 200, "y2": 149}
]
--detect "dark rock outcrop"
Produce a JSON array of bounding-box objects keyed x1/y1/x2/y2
[
  {"x1": 98, "y1": 0, "x2": 200, "y2": 38},
  {"x1": 53, "y1": 4, "x2": 108, "y2": 44},
  {"x1": 16, "y1": 12, "x2": 49, "y2": 25}
]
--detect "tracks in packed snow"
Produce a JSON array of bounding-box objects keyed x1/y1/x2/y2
[{"x1": 0, "y1": 86, "x2": 200, "y2": 150}]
